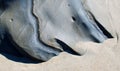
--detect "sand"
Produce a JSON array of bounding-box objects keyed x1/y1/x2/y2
[{"x1": 0, "y1": 0, "x2": 120, "y2": 71}]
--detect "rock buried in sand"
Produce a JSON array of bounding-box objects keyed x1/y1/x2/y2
[{"x1": 0, "y1": 0, "x2": 112, "y2": 61}]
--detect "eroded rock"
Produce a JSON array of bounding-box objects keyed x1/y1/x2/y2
[{"x1": 0, "y1": 0, "x2": 112, "y2": 61}]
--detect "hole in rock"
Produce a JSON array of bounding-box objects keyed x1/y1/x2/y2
[
  {"x1": 55, "y1": 38, "x2": 80, "y2": 56},
  {"x1": 0, "y1": 33, "x2": 42, "y2": 63},
  {"x1": 68, "y1": 4, "x2": 70, "y2": 6},
  {"x1": 72, "y1": 16, "x2": 76, "y2": 21},
  {"x1": 10, "y1": 18, "x2": 13, "y2": 22}
]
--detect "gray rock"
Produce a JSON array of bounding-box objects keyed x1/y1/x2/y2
[{"x1": 0, "y1": 0, "x2": 111, "y2": 61}]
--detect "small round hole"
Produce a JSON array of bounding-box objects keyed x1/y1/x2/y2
[
  {"x1": 10, "y1": 18, "x2": 13, "y2": 22},
  {"x1": 72, "y1": 16, "x2": 76, "y2": 21}
]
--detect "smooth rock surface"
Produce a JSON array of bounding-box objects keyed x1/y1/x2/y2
[
  {"x1": 0, "y1": 0, "x2": 120, "y2": 71},
  {"x1": 0, "y1": 0, "x2": 111, "y2": 61}
]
